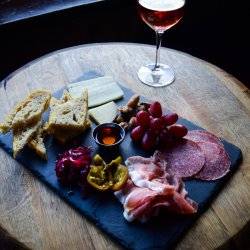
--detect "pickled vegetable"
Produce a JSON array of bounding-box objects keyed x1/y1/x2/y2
[
  {"x1": 55, "y1": 146, "x2": 92, "y2": 186},
  {"x1": 87, "y1": 155, "x2": 128, "y2": 191},
  {"x1": 93, "y1": 154, "x2": 105, "y2": 166},
  {"x1": 112, "y1": 165, "x2": 129, "y2": 191},
  {"x1": 87, "y1": 166, "x2": 111, "y2": 191}
]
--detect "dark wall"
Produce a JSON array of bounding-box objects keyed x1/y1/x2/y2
[
  {"x1": 0, "y1": 1, "x2": 135, "y2": 79},
  {"x1": 0, "y1": 0, "x2": 249, "y2": 87},
  {"x1": 181, "y1": 0, "x2": 249, "y2": 86}
]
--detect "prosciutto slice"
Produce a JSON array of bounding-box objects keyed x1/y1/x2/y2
[{"x1": 114, "y1": 156, "x2": 197, "y2": 222}]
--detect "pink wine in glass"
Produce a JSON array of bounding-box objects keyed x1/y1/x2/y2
[
  {"x1": 137, "y1": 0, "x2": 185, "y2": 87},
  {"x1": 138, "y1": 0, "x2": 184, "y2": 32}
]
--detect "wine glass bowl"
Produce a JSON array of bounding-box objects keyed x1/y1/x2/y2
[
  {"x1": 138, "y1": 0, "x2": 184, "y2": 32},
  {"x1": 137, "y1": 0, "x2": 185, "y2": 87}
]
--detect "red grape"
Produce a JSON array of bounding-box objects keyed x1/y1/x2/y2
[
  {"x1": 163, "y1": 113, "x2": 178, "y2": 126},
  {"x1": 169, "y1": 124, "x2": 188, "y2": 138},
  {"x1": 149, "y1": 102, "x2": 162, "y2": 118},
  {"x1": 150, "y1": 118, "x2": 165, "y2": 132},
  {"x1": 130, "y1": 126, "x2": 145, "y2": 142},
  {"x1": 159, "y1": 128, "x2": 173, "y2": 145},
  {"x1": 132, "y1": 103, "x2": 185, "y2": 150},
  {"x1": 136, "y1": 111, "x2": 150, "y2": 128},
  {"x1": 141, "y1": 131, "x2": 156, "y2": 151}
]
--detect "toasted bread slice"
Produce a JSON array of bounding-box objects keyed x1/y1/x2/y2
[
  {"x1": 61, "y1": 90, "x2": 72, "y2": 102},
  {"x1": 48, "y1": 90, "x2": 88, "y2": 131},
  {"x1": 0, "y1": 109, "x2": 17, "y2": 133},
  {"x1": 50, "y1": 90, "x2": 72, "y2": 107},
  {"x1": 0, "y1": 90, "x2": 51, "y2": 133},
  {"x1": 51, "y1": 119, "x2": 91, "y2": 144},
  {"x1": 50, "y1": 97, "x2": 60, "y2": 108},
  {"x1": 45, "y1": 90, "x2": 90, "y2": 144},
  {"x1": 28, "y1": 125, "x2": 47, "y2": 160},
  {"x1": 13, "y1": 121, "x2": 41, "y2": 158}
]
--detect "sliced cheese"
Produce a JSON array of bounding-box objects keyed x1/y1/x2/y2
[
  {"x1": 89, "y1": 101, "x2": 118, "y2": 124},
  {"x1": 67, "y1": 76, "x2": 124, "y2": 108}
]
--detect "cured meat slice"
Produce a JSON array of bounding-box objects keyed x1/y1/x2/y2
[
  {"x1": 185, "y1": 130, "x2": 231, "y2": 180},
  {"x1": 117, "y1": 181, "x2": 165, "y2": 222},
  {"x1": 194, "y1": 142, "x2": 230, "y2": 180},
  {"x1": 114, "y1": 156, "x2": 197, "y2": 222},
  {"x1": 154, "y1": 139, "x2": 205, "y2": 178},
  {"x1": 115, "y1": 179, "x2": 197, "y2": 222},
  {"x1": 125, "y1": 156, "x2": 175, "y2": 193},
  {"x1": 125, "y1": 156, "x2": 168, "y2": 182},
  {"x1": 115, "y1": 179, "x2": 137, "y2": 205},
  {"x1": 185, "y1": 130, "x2": 223, "y2": 146}
]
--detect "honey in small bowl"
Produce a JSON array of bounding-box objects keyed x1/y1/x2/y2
[{"x1": 93, "y1": 123, "x2": 125, "y2": 148}]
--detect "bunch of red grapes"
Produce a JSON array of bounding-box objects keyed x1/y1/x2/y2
[{"x1": 130, "y1": 101, "x2": 188, "y2": 150}]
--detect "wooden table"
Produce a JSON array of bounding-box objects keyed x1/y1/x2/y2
[{"x1": 0, "y1": 43, "x2": 249, "y2": 250}]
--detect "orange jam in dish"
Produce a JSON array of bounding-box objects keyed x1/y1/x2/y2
[{"x1": 97, "y1": 127, "x2": 122, "y2": 145}]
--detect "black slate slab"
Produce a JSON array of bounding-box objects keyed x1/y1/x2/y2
[{"x1": 0, "y1": 72, "x2": 242, "y2": 250}]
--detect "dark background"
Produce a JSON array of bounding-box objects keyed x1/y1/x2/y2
[{"x1": 0, "y1": 0, "x2": 249, "y2": 87}]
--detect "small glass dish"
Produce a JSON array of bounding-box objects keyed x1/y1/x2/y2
[{"x1": 92, "y1": 123, "x2": 125, "y2": 148}]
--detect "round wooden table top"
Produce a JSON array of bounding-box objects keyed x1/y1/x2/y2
[{"x1": 0, "y1": 43, "x2": 249, "y2": 250}]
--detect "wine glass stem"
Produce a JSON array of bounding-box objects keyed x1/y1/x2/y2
[{"x1": 154, "y1": 31, "x2": 164, "y2": 71}]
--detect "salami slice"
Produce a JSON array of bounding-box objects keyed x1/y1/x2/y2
[
  {"x1": 194, "y1": 142, "x2": 230, "y2": 180},
  {"x1": 154, "y1": 139, "x2": 205, "y2": 178},
  {"x1": 185, "y1": 130, "x2": 223, "y2": 146},
  {"x1": 185, "y1": 130, "x2": 231, "y2": 180}
]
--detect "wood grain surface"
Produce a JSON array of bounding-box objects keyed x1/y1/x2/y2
[{"x1": 0, "y1": 43, "x2": 249, "y2": 250}]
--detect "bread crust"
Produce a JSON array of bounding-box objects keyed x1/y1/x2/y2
[
  {"x1": 13, "y1": 121, "x2": 42, "y2": 158},
  {"x1": 1, "y1": 89, "x2": 90, "y2": 158},
  {"x1": 0, "y1": 90, "x2": 51, "y2": 133},
  {"x1": 47, "y1": 91, "x2": 88, "y2": 134},
  {"x1": 28, "y1": 124, "x2": 47, "y2": 160}
]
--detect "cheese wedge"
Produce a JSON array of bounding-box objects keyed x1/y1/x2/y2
[
  {"x1": 67, "y1": 76, "x2": 124, "y2": 108},
  {"x1": 89, "y1": 101, "x2": 118, "y2": 124}
]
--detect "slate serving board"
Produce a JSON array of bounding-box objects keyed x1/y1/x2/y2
[{"x1": 0, "y1": 72, "x2": 242, "y2": 250}]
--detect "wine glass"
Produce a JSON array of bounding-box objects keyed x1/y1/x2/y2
[{"x1": 137, "y1": 0, "x2": 185, "y2": 87}]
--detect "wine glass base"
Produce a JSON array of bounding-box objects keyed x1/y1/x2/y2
[{"x1": 137, "y1": 63, "x2": 175, "y2": 87}]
